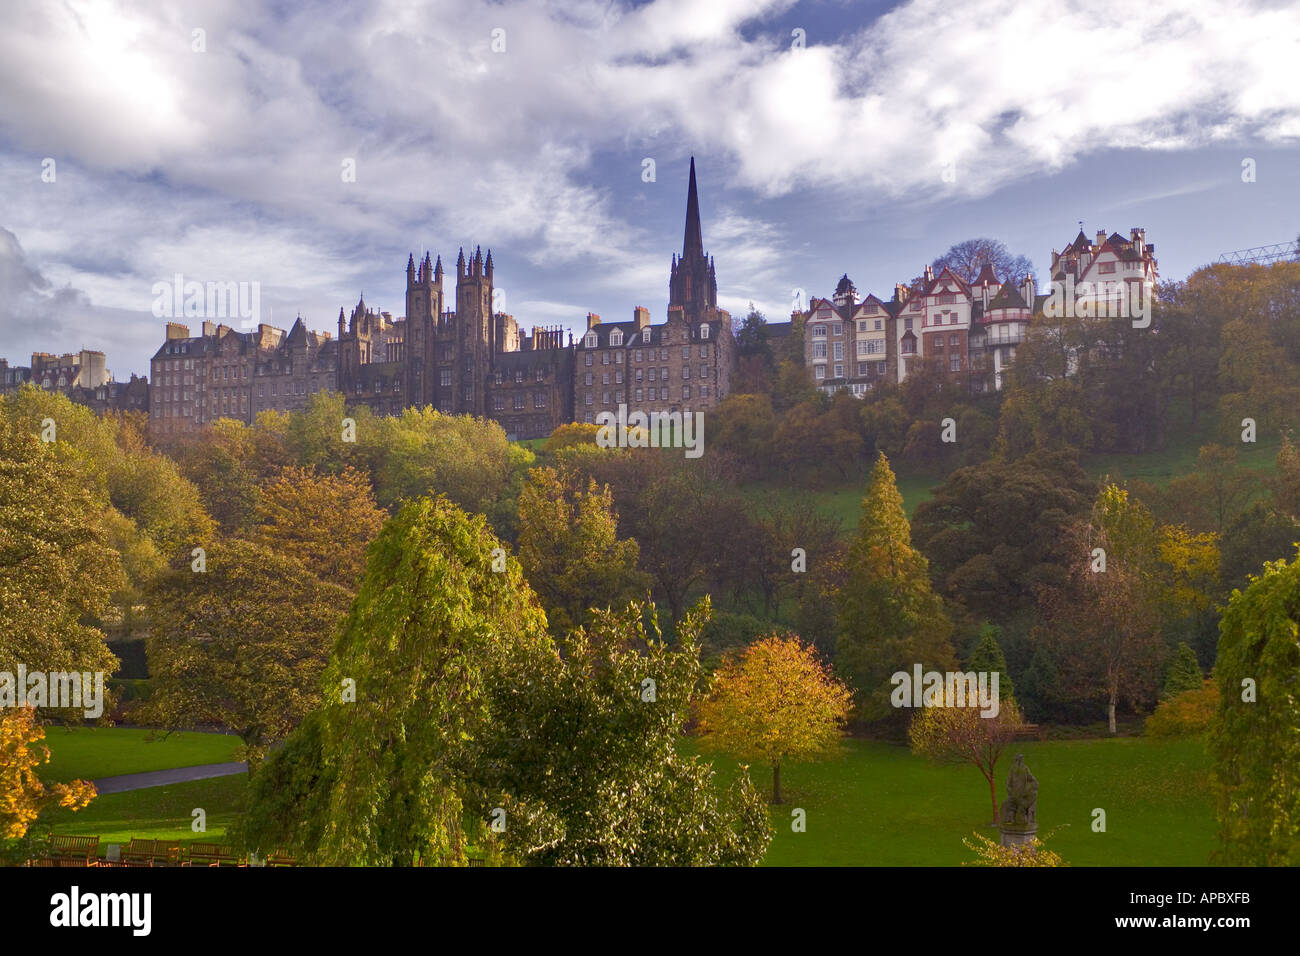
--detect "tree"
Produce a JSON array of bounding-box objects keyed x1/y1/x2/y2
[
  {"x1": 1039, "y1": 484, "x2": 1166, "y2": 733},
  {"x1": 1162, "y1": 642, "x2": 1203, "y2": 698},
  {"x1": 912, "y1": 452, "x2": 1094, "y2": 621},
  {"x1": 247, "y1": 500, "x2": 768, "y2": 866},
  {"x1": 1210, "y1": 549, "x2": 1300, "y2": 865},
  {"x1": 909, "y1": 698, "x2": 1024, "y2": 824},
  {"x1": 968, "y1": 624, "x2": 1016, "y2": 703},
  {"x1": 929, "y1": 238, "x2": 1035, "y2": 285},
  {"x1": 297, "y1": 497, "x2": 553, "y2": 865},
  {"x1": 0, "y1": 414, "x2": 121, "y2": 685},
  {"x1": 478, "y1": 599, "x2": 773, "y2": 865},
  {"x1": 734, "y1": 305, "x2": 777, "y2": 394},
  {"x1": 144, "y1": 538, "x2": 352, "y2": 771},
  {"x1": 1158, "y1": 444, "x2": 1257, "y2": 535},
  {"x1": 696, "y1": 634, "x2": 852, "y2": 803},
  {"x1": 0, "y1": 706, "x2": 96, "y2": 840},
  {"x1": 516, "y1": 466, "x2": 645, "y2": 633},
  {"x1": 836, "y1": 453, "x2": 957, "y2": 722},
  {"x1": 1269, "y1": 433, "x2": 1300, "y2": 519},
  {"x1": 249, "y1": 465, "x2": 386, "y2": 592}
]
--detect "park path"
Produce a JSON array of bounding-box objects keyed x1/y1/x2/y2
[{"x1": 92, "y1": 761, "x2": 249, "y2": 794}]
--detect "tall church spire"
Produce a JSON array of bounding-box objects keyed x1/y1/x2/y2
[
  {"x1": 669, "y1": 156, "x2": 716, "y2": 323},
  {"x1": 682, "y1": 156, "x2": 703, "y2": 260}
]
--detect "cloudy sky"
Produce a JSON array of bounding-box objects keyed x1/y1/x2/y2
[{"x1": 2, "y1": 0, "x2": 1299, "y2": 377}]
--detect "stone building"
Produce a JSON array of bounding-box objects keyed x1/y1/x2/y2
[
  {"x1": 146, "y1": 158, "x2": 737, "y2": 440},
  {"x1": 0, "y1": 349, "x2": 150, "y2": 417},
  {"x1": 807, "y1": 225, "x2": 1156, "y2": 396}
]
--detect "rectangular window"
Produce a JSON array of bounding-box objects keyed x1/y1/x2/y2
[
  {"x1": 635, "y1": 388, "x2": 643, "y2": 402},
  {"x1": 950, "y1": 355, "x2": 961, "y2": 372},
  {"x1": 514, "y1": 394, "x2": 524, "y2": 410},
  {"x1": 814, "y1": 366, "x2": 825, "y2": 380},
  {"x1": 833, "y1": 342, "x2": 843, "y2": 360},
  {"x1": 535, "y1": 392, "x2": 546, "y2": 408},
  {"x1": 682, "y1": 366, "x2": 690, "y2": 380},
  {"x1": 683, "y1": 385, "x2": 690, "y2": 400},
  {"x1": 814, "y1": 343, "x2": 827, "y2": 359}
]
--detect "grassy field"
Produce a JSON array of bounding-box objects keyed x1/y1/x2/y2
[
  {"x1": 41, "y1": 727, "x2": 241, "y2": 783},
  {"x1": 703, "y1": 736, "x2": 1217, "y2": 867},
  {"x1": 42, "y1": 775, "x2": 248, "y2": 846},
  {"x1": 39, "y1": 729, "x2": 1213, "y2": 865}
]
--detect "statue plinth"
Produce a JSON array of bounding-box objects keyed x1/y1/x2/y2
[{"x1": 998, "y1": 823, "x2": 1038, "y2": 848}]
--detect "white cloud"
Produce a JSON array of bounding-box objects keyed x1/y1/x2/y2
[{"x1": 1, "y1": 0, "x2": 1297, "y2": 363}]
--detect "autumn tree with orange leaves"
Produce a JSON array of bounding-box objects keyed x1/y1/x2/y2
[{"x1": 696, "y1": 634, "x2": 851, "y2": 804}]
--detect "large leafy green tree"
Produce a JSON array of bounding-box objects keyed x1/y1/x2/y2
[
  {"x1": 249, "y1": 465, "x2": 386, "y2": 592},
  {"x1": 0, "y1": 413, "x2": 121, "y2": 683},
  {"x1": 144, "y1": 538, "x2": 352, "y2": 771},
  {"x1": 245, "y1": 499, "x2": 770, "y2": 866},
  {"x1": 1210, "y1": 549, "x2": 1300, "y2": 865},
  {"x1": 516, "y1": 466, "x2": 645, "y2": 634},
  {"x1": 912, "y1": 451, "x2": 1094, "y2": 621},
  {"x1": 836, "y1": 453, "x2": 957, "y2": 722}
]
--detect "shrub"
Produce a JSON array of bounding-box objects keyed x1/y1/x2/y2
[{"x1": 1145, "y1": 679, "x2": 1217, "y2": 737}]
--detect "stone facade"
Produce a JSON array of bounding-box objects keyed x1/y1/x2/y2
[{"x1": 144, "y1": 157, "x2": 738, "y2": 440}]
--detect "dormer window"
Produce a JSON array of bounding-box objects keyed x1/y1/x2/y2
[
  {"x1": 584, "y1": 332, "x2": 597, "y2": 348},
  {"x1": 699, "y1": 324, "x2": 710, "y2": 340},
  {"x1": 610, "y1": 330, "x2": 623, "y2": 347}
]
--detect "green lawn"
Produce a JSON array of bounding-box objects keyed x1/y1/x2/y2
[
  {"x1": 41, "y1": 727, "x2": 241, "y2": 783},
  {"x1": 42, "y1": 774, "x2": 248, "y2": 847},
  {"x1": 700, "y1": 736, "x2": 1215, "y2": 867},
  {"x1": 38, "y1": 730, "x2": 1211, "y2": 864}
]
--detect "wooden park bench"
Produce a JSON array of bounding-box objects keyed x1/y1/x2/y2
[
  {"x1": 1013, "y1": 723, "x2": 1043, "y2": 740},
  {"x1": 184, "y1": 842, "x2": 243, "y2": 866},
  {"x1": 122, "y1": 838, "x2": 181, "y2": 867},
  {"x1": 47, "y1": 835, "x2": 100, "y2": 866},
  {"x1": 123, "y1": 838, "x2": 156, "y2": 867},
  {"x1": 265, "y1": 848, "x2": 297, "y2": 867}
]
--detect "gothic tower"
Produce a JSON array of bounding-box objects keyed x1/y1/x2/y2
[
  {"x1": 454, "y1": 245, "x2": 494, "y2": 414},
  {"x1": 668, "y1": 156, "x2": 717, "y2": 324},
  {"x1": 405, "y1": 250, "x2": 444, "y2": 405}
]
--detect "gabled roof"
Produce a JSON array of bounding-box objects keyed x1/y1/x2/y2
[
  {"x1": 926, "y1": 265, "x2": 971, "y2": 296},
  {"x1": 986, "y1": 280, "x2": 1028, "y2": 312}
]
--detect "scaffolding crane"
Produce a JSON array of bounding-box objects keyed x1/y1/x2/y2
[{"x1": 1217, "y1": 239, "x2": 1300, "y2": 266}]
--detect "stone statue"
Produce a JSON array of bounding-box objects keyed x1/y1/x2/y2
[{"x1": 1000, "y1": 753, "x2": 1038, "y2": 829}]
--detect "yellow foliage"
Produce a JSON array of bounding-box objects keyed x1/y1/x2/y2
[
  {"x1": 0, "y1": 706, "x2": 96, "y2": 840},
  {"x1": 1145, "y1": 679, "x2": 1218, "y2": 738},
  {"x1": 963, "y1": 829, "x2": 1068, "y2": 867},
  {"x1": 696, "y1": 635, "x2": 851, "y2": 801}
]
